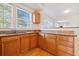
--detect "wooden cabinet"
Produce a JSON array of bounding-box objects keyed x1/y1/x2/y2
[
  {"x1": 44, "y1": 34, "x2": 57, "y2": 55},
  {"x1": 0, "y1": 32, "x2": 38, "y2": 56},
  {"x1": 20, "y1": 34, "x2": 30, "y2": 53},
  {"x1": 0, "y1": 32, "x2": 75, "y2": 56},
  {"x1": 32, "y1": 11, "x2": 40, "y2": 24},
  {"x1": 39, "y1": 33, "x2": 74, "y2": 56},
  {"x1": 1, "y1": 36, "x2": 20, "y2": 56},
  {"x1": 57, "y1": 35, "x2": 74, "y2": 56},
  {"x1": 39, "y1": 34, "x2": 47, "y2": 50},
  {"x1": 57, "y1": 44, "x2": 73, "y2": 56},
  {"x1": 39, "y1": 34, "x2": 57, "y2": 55},
  {"x1": 30, "y1": 33, "x2": 38, "y2": 49},
  {"x1": 20, "y1": 33, "x2": 38, "y2": 53}
]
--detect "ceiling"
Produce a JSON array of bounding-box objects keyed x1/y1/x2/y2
[{"x1": 24, "y1": 3, "x2": 79, "y2": 19}]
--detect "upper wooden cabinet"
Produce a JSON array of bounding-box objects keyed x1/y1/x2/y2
[{"x1": 32, "y1": 11, "x2": 40, "y2": 24}]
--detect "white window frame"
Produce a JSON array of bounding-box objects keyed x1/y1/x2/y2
[
  {"x1": 0, "y1": 3, "x2": 13, "y2": 29},
  {"x1": 16, "y1": 7, "x2": 32, "y2": 30}
]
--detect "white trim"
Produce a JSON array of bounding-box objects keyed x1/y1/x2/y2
[
  {"x1": 15, "y1": 7, "x2": 32, "y2": 30},
  {"x1": 0, "y1": 3, "x2": 13, "y2": 29}
]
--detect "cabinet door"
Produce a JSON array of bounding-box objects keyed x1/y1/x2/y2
[
  {"x1": 30, "y1": 33, "x2": 38, "y2": 49},
  {"x1": 45, "y1": 34, "x2": 57, "y2": 55},
  {"x1": 57, "y1": 44, "x2": 73, "y2": 56},
  {"x1": 32, "y1": 11, "x2": 40, "y2": 24},
  {"x1": 35, "y1": 13, "x2": 40, "y2": 24},
  {"x1": 57, "y1": 35, "x2": 74, "y2": 56},
  {"x1": 2, "y1": 36, "x2": 20, "y2": 56},
  {"x1": 20, "y1": 34, "x2": 30, "y2": 53},
  {"x1": 39, "y1": 34, "x2": 47, "y2": 50}
]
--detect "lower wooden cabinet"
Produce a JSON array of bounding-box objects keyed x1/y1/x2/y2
[
  {"x1": 44, "y1": 34, "x2": 57, "y2": 55},
  {"x1": 30, "y1": 33, "x2": 38, "y2": 49},
  {"x1": 57, "y1": 35, "x2": 74, "y2": 56},
  {"x1": 39, "y1": 33, "x2": 74, "y2": 56},
  {"x1": 20, "y1": 34, "x2": 30, "y2": 53},
  {"x1": 39, "y1": 34, "x2": 47, "y2": 50},
  {"x1": 39, "y1": 34, "x2": 57, "y2": 55},
  {"x1": 57, "y1": 44, "x2": 73, "y2": 56},
  {"x1": 0, "y1": 33, "x2": 38, "y2": 56},
  {"x1": 1, "y1": 36, "x2": 20, "y2": 56},
  {"x1": 0, "y1": 32, "x2": 75, "y2": 56}
]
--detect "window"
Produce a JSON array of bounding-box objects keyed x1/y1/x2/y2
[
  {"x1": 0, "y1": 4, "x2": 12, "y2": 28},
  {"x1": 16, "y1": 8, "x2": 31, "y2": 29}
]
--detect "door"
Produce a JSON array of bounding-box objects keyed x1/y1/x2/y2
[
  {"x1": 39, "y1": 34, "x2": 47, "y2": 49},
  {"x1": 20, "y1": 34, "x2": 30, "y2": 53},
  {"x1": 2, "y1": 36, "x2": 20, "y2": 56},
  {"x1": 57, "y1": 35, "x2": 74, "y2": 56},
  {"x1": 44, "y1": 34, "x2": 57, "y2": 55},
  {"x1": 30, "y1": 33, "x2": 38, "y2": 49}
]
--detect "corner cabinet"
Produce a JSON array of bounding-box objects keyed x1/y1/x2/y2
[
  {"x1": 32, "y1": 11, "x2": 40, "y2": 24},
  {"x1": 39, "y1": 33, "x2": 75, "y2": 56},
  {"x1": 39, "y1": 34, "x2": 57, "y2": 55},
  {"x1": 0, "y1": 36, "x2": 20, "y2": 56}
]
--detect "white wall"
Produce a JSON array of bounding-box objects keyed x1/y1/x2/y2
[
  {"x1": 40, "y1": 14, "x2": 56, "y2": 29},
  {"x1": 63, "y1": 15, "x2": 79, "y2": 27},
  {"x1": 48, "y1": 14, "x2": 79, "y2": 28}
]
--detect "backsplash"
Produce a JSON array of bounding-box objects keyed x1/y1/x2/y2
[
  {"x1": 0, "y1": 30, "x2": 40, "y2": 34},
  {"x1": 0, "y1": 30, "x2": 16, "y2": 34}
]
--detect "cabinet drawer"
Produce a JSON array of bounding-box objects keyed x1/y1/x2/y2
[
  {"x1": 45, "y1": 34, "x2": 56, "y2": 39},
  {"x1": 58, "y1": 36, "x2": 74, "y2": 42},
  {"x1": 1, "y1": 36, "x2": 19, "y2": 42},
  {"x1": 46, "y1": 38, "x2": 56, "y2": 44},
  {"x1": 58, "y1": 44, "x2": 73, "y2": 55},
  {"x1": 57, "y1": 50, "x2": 73, "y2": 56},
  {"x1": 58, "y1": 40, "x2": 73, "y2": 48}
]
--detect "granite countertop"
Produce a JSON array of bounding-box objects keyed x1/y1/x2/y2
[
  {"x1": 39, "y1": 30, "x2": 77, "y2": 37},
  {"x1": 0, "y1": 31, "x2": 38, "y2": 37},
  {"x1": 0, "y1": 30, "x2": 77, "y2": 37}
]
